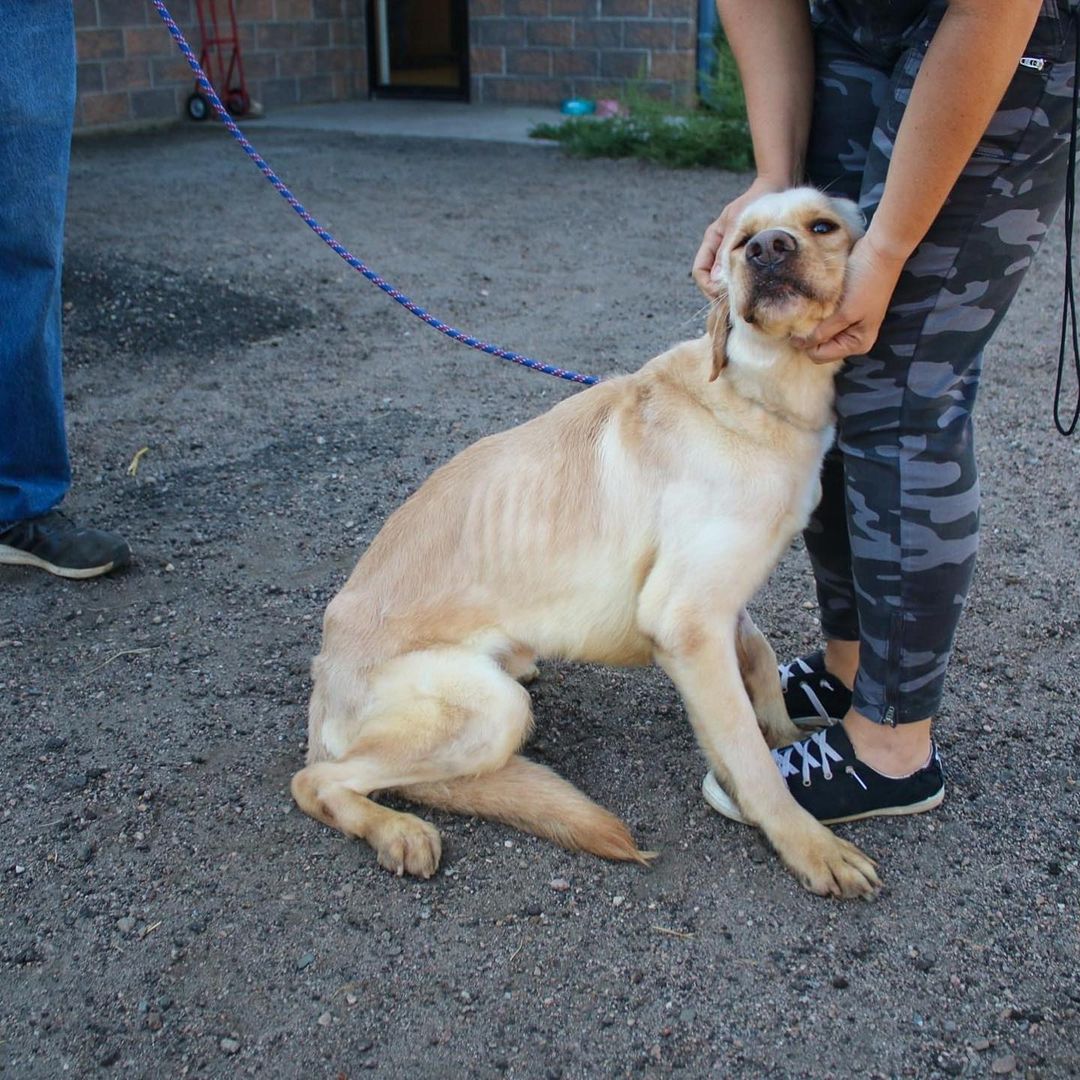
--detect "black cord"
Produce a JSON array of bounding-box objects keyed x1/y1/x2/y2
[{"x1": 1054, "y1": 6, "x2": 1080, "y2": 435}]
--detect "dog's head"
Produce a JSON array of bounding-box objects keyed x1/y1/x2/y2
[{"x1": 711, "y1": 188, "x2": 864, "y2": 352}]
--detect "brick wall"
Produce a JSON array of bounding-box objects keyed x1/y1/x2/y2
[
  {"x1": 469, "y1": 0, "x2": 697, "y2": 106},
  {"x1": 74, "y1": 0, "x2": 368, "y2": 130}
]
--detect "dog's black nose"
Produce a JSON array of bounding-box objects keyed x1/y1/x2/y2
[{"x1": 746, "y1": 229, "x2": 797, "y2": 269}]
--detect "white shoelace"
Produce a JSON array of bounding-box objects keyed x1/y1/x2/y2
[
  {"x1": 777, "y1": 656, "x2": 815, "y2": 692},
  {"x1": 771, "y1": 729, "x2": 866, "y2": 790},
  {"x1": 777, "y1": 658, "x2": 837, "y2": 720}
]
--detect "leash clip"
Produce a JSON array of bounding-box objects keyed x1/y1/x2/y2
[{"x1": 1020, "y1": 56, "x2": 1047, "y2": 71}]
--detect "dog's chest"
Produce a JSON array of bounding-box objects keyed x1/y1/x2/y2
[{"x1": 659, "y1": 437, "x2": 827, "y2": 592}]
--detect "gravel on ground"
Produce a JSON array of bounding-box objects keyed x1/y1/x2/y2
[{"x1": 1, "y1": 126, "x2": 1078, "y2": 1078}]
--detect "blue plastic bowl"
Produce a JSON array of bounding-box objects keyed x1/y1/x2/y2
[{"x1": 560, "y1": 98, "x2": 596, "y2": 117}]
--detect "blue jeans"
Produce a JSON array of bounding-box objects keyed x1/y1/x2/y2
[{"x1": 0, "y1": 1, "x2": 77, "y2": 526}]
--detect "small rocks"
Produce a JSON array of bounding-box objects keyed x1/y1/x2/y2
[
  {"x1": 991, "y1": 1054, "x2": 1017, "y2": 1075},
  {"x1": 63, "y1": 772, "x2": 88, "y2": 792},
  {"x1": 11, "y1": 944, "x2": 43, "y2": 966},
  {"x1": 1005, "y1": 1005, "x2": 1044, "y2": 1023},
  {"x1": 1, "y1": 132, "x2": 1073, "y2": 1080}
]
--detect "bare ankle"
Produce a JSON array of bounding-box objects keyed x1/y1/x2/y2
[
  {"x1": 842, "y1": 710, "x2": 933, "y2": 777},
  {"x1": 823, "y1": 639, "x2": 859, "y2": 691}
]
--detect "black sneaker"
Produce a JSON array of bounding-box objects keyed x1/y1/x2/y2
[
  {"x1": 0, "y1": 511, "x2": 131, "y2": 580},
  {"x1": 702, "y1": 723, "x2": 945, "y2": 825},
  {"x1": 780, "y1": 650, "x2": 852, "y2": 723}
]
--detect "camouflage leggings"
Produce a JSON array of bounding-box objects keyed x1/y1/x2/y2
[{"x1": 804, "y1": 0, "x2": 1076, "y2": 724}]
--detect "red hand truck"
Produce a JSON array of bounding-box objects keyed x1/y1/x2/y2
[{"x1": 185, "y1": 0, "x2": 251, "y2": 120}]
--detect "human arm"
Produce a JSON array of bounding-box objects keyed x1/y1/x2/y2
[
  {"x1": 802, "y1": 0, "x2": 1044, "y2": 361},
  {"x1": 691, "y1": 0, "x2": 815, "y2": 297}
]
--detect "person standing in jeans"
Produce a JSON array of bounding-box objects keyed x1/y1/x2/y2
[
  {"x1": 0, "y1": 2, "x2": 130, "y2": 579},
  {"x1": 692, "y1": 0, "x2": 1076, "y2": 824}
]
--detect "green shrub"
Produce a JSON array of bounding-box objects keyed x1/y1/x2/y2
[{"x1": 529, "y1": 30, "x2": 753, "y2": 171}]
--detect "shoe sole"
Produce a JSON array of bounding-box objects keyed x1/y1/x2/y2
[
  {"x1": 0, "y1": 544, "x2": 123, "y2": 580},
  {"x1": 701, "y1": 770, "x2": 945, "y2": 826}
]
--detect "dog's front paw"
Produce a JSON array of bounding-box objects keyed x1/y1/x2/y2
[
  {"x1": 371, "y1": 813, "x2": 442, "y2": 879},
  {"x1": 781, "y1": 825, "x2": 880, "y2": 899}
]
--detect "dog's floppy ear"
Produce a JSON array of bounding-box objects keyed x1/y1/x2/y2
[{"x1": 706, "y1": 291, "x2": 731, "y2": 382}]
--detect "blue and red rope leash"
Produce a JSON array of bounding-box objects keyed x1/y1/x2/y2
[{"x1": 149, "y1": 0, "x2": 600, "y2": 388}]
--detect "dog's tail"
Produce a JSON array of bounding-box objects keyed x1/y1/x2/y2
[{"x1": 398, "y1": 755, "x2": 654, "y2": 864}]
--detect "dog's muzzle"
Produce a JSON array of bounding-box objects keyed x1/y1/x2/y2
[{"x1": 744, "y1": 229, "x2": 816, "y2": 303}]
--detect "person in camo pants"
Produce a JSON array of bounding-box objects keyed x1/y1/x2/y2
[{"x1": 693, "y1": 0, "x2": 1077, "y2": 825}]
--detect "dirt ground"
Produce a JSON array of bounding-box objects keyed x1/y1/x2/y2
[{"x1": 1, "y1": 123, "x2": 1078, "y2": 1079}]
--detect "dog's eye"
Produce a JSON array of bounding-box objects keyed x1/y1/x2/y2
[{"x1": 810, "y1": 219, "x2": 839, "y2": 235}]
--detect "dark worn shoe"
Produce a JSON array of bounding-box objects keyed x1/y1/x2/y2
[
  {"x1": 702, "y1": 723, "x2": 945, "y2": 825},
  {"x1": 779, "y1": 650, "x2": 853, "y2": 723},
  {"x1": 0, "y1": 510, "x2": 131, "y2": 579}
]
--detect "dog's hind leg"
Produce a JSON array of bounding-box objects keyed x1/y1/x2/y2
[
  {"x1": 293, "y1": 763, "x2": 444, "y2": 878},
  {"x1": 736, "y1": 610, "x2": 802, "y2": 749},
  {"x1": 291, "y1": 649, "x2": 533, "y2": 878}
]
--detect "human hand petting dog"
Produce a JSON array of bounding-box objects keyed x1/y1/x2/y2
[
  {"x1": 793, "y1": 229, "x2": 909, "y2": 362},
  {"x1": 692, "y1": 176, "x2": 790, "y2": 298}
]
